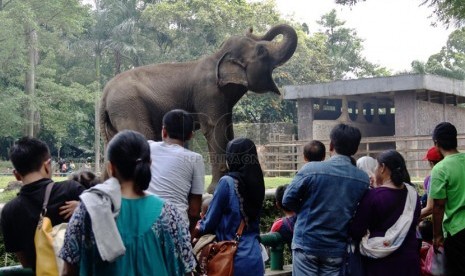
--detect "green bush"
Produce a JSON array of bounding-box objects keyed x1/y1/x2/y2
[{"x1": 0, "y1": 234, "x2": 19, "y2": 267}]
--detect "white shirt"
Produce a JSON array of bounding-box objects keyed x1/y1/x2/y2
[{"x1": 148, "y1": 141, "x2": 205, "y2": 224}]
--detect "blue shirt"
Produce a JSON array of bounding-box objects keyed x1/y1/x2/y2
[
  {"x1": 200, "y1": 176, "x2": 264, "y2": 276},
  {"x1": 283, "y1": 155, "x2": 369, "y2": 257}
]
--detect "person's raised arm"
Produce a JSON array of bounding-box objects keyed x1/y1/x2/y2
[
  {"x1": 198, "y1": 178, "x2": 229, "y2": 235},
  {"x1": 187, "y1": 193, "x2": 202, "y2": 235},
  {"x1": 282, "y1": 173, "x2": 308, "y2": 212},
  {"x1": 59, "y1": 201, "x2": 80, "y2": 220},
  {"x1": 420, "y1": 197, "x2": 433, "y2": 220}
]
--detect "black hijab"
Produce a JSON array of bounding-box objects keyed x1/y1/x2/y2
[{"x1": 226, "y1": 138, "x2": 265, "y2": 223}]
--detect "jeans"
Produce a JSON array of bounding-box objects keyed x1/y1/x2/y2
[{"x1": 293, "y1": 249, "x2": 343, "y2": 276}]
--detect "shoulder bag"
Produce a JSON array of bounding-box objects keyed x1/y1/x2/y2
[
  {"x1": 197, "y1": 220, "x2": 245, "y2": 276},
  {"x1": 34, "y1": 182, "x2": 67, "y2": 276}
]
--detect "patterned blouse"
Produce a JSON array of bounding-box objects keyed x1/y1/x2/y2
[{"x1": 60, "y1": 195, "x2": 196, "y2": 276}]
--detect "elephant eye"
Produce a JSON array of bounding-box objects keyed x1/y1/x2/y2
[{"x1": 256, "y1": 45, "x2": 267, "y2": 57}]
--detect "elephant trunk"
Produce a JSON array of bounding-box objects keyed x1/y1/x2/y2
[{"x1": 246, "y1": 24, "x2": 298, "y2": 68}]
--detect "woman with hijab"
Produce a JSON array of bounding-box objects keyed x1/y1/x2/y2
[
  {"x1": 350, "y1": 150, "x2": 421, "y2": 276},
  {"x1": 194, "y1": 138, "x2": 265, "y2": 276},
  {"x1": 356, "y1": 156, "x2": 378, "y2": 188}
]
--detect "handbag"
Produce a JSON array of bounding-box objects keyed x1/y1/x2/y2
[
  {"x1": 425, "y1": 246, "x2": 445, "y2": 276},
  {"x1": 340, "y1": 238, "x2": 365, "y2": 276},
  {"x1": 34, "y1": 182, "x2": 67, "y2": 276},
  {"x1": 197, "y1": 220, "x2": 245, "y2": 276}
]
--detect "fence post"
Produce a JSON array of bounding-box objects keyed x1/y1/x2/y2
[{"x1": 260, "y1": 232, "x2": 284, "y2": 271}]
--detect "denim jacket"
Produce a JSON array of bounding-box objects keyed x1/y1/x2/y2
[{"x1": 282, "y1": 154, "x2": 369, "y2": 258}]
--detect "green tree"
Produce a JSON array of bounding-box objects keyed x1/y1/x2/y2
[
  {"x1": 140, "y1": 0, "x2": 281, "y2": 63},
  {"x1": 316, "y1": 9, "x2": 389, "y2": 80},
  {"x1": 0, "y1": 0, "x2": 88, "y2": 137},
  {"x1": 0, "y1": 0, "x2": 95, "y2": 162},
  {"x1": 411, "y1": 27, "x2": 465, "y2": 79}
]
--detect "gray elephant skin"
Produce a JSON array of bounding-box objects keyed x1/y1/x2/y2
[{"x1": 100, "y1": 24, "x2": 298, "y2": 193}]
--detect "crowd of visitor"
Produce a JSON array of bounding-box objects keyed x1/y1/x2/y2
[{"x1": 0, "y1": 111, "x2": 464, "y2": 276}]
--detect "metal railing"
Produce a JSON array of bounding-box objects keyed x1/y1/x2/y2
[
  {"x1": 262, "y1": 134, "x2": 465, "y2": 178},
  {"x1": 260, "y1": 232, "x2": 285, "y2": 271}
]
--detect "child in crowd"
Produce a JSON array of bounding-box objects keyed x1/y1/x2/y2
[
  {"x1": 192, "y1": 194, "x2": 215, "y2": 260},
  {"x1": 420, "y1": 146, "x2": 443, "y2": 219},
  {"x1": 68, "y1": 170, "x2": 100, "y2": 189},
  {"x1": 303, "y1": 140, "x2": 326, "y2": 162},
  {"x1": 59, "y1": 171, "x2": 102, "y2": 219},
  {"x1": 419, "y1": 219, "x2": 433, "y2": 275},
  {"x1": 270, "y1": 185, "x2": 296, "y2": 249},
  {"x1": 200, "y1": 194, "x2": 212, "y2": 219}
]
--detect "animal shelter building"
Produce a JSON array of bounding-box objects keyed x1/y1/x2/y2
[{"x1": 274, "y1": 74, "x2": 465, "y2": 176}]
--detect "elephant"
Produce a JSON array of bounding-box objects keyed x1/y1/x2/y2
[{"x1": 100, "y1": 24, "x2": 298, "y2": 193}]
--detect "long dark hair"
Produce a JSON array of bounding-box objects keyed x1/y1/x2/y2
[
  {"x1": 226, "y1": 138, "x2": 265, "y2": 223},
  {"x1": 107, "y1": 130, "x2": 151, "y2": 193},
  {"x1": 377, "y1": 150, "x2": 411, "y2": 187}
]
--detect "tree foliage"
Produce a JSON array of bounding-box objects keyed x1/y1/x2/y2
[
  {"x1": 316, "y1": 9, "x2": 389, "y2": 80},
  {"x1": 0, "y1": 0, "x2": 389, "y2": 160},
  {"x1": 411, "y1": 27, "x2": 465, "y2": 79},
  {"x1": 0, "y1": 0, "x2": 94, "y2": 159}
]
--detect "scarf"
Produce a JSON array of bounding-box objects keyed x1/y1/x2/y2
[
  {"x1": 359, "y1": 183, "x2": 417, "y2": 258},
  {"x1": 80, "y1": 177, "x2": 126, "y2": 262}
]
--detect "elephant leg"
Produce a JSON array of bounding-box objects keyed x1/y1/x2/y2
[{"x1": 200, "y1": 112, "x2": 234, "y2": 193}]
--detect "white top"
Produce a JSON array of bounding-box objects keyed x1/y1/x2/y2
[{"x1": 147, "y1": 141, "x2": 205, "y2": 224}]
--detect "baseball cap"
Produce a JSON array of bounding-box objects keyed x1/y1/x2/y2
[{"x1": 423, "y1": 146, "x2": 443, "y2": 162}]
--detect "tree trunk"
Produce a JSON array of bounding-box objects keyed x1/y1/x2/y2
[
  {"x1": 94, "y1": 53, "x2": 101, "y2": 174},
  {"x1": 25, "y1": 26, "x2": 38, "y2": 137}
]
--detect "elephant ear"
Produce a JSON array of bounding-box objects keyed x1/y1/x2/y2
[{"x1": 216, "y1": 52, "x2": 248, "y2": 88}]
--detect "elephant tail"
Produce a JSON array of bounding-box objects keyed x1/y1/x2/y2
[{"x1": 99, "y1": 102, "x2": 117, "y2": 144}]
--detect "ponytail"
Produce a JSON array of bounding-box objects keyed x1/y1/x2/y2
[
  {"x1": 134, "y1": 159, "x2": 151, "y2": 192},
  {"x1": 390, "y1": 167, "x2": 405, "y2": 186},
  {"x1": 107, "y1": 130, "x2": 151, "y2": 192}
]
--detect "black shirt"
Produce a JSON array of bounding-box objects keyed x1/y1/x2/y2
[{"x1": 0, "y1": 178, "x2": 85, "y2": 268}]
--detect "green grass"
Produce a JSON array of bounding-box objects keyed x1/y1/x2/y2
[
  {"x1": 0, "y1": 174, "x2": 425, "y2": 203},
  {"x1": 264, "y1": 177, "x2": 293, "y2": 189},
  {"x1": 0, "y1": 175, "x2": 293, "y2": 203},
  {"x1": 205, "y1": 175, "x2": 291, "y2": 190},
  {"x1": 0, "y1": 176, "x2": 16, "y2": 203},
  {"x1": 0, "y1": 175, "x2": 15, "y2": 189},
  {"x1": 0, "y1": 176, "x2": 69, "y2": 203}
]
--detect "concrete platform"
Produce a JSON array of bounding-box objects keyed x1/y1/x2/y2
[{"x1": 265, "y1": 265, "x2": 292, "y2": 276}]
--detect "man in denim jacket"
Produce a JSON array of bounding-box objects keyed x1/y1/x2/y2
[{"x1": 283, "y1": 123, "x2": 369, "y2": 275}]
